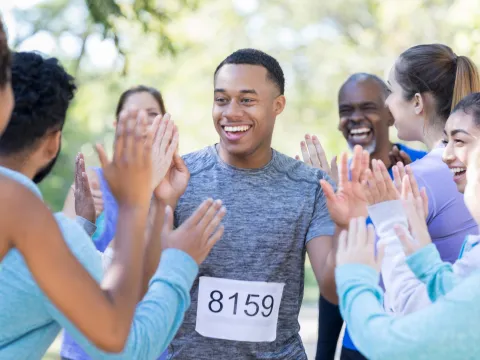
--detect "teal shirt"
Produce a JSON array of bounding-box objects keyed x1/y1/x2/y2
[
  {"x1": 336, "y1": 244, "x2": 480, "y2": 359},
  {"x1": 0, "y1": 166, "x2": 198, "y2": 360}
]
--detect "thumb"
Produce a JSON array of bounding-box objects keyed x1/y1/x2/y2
[
  {"x1": 162, "y1": 205, "x2": 174, "y2": 233},
  {"x1": 394, "y1": 224, "x2": 413, "y2": 255},
  {"x1": 330, "y1": 156, "x2": 338, "y2": 177},
  {"x1": 320, "y1": 179, "x2": 336, "y2": 203},
  {"x1": 174, "y1": 153, "x2": 188, "y2": 172},
  {"x1": 95, "y1": 144, "x2": 109, "y2": 169}
]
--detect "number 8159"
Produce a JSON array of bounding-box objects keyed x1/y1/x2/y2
[{"x1": 209, "y1": 290, "x2": 274, "y2": 317}]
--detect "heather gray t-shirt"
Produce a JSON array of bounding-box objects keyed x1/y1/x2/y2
[{"x1": 168, "y1": 145, "x2": 335, "y2": 360}]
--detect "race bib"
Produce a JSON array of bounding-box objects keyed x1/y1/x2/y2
[{"x1": 195, "y1": 276, "x2": 285, "y2": 342}]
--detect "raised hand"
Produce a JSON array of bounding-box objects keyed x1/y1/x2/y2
[
  {"x1": 161, "y1": 199, "x2": 226, "y2": 264},
  {"x1": 321, "y1": 145, "x2": 369, "y2": 228},
  {"x1": 95, "y1": 108, "x2": 158, "y2": 206},
  {"x1": 400, "y1": 175, "x2": 429, "y2": 219},
  {"x1": 362, "y1": 159, "x2": 399, "y2": 205},
  {"x1": 389, "y1": 145, "x2": 412, "y2": 166},
  {"x1": 89, "y1": 178, "x2": 104, "y2": 217},
  {"x1": 150, "y1": 113, "x2": 179, "y2": 190},
  {"x1": 154, "y1": 151, "x2": 190, "y2": 206},
  {"x1": 74, "y1": 153, "x2": 96, "y2": 223},
  {"x1": 336, "y1": 217, "x2": 384, "y2": 270},
  {"x1": 394, "y1": 194, "x2": 432, "y2": 256},
  {"x1": 295, "y1": 134, "x2": 338, "y2": 184}
]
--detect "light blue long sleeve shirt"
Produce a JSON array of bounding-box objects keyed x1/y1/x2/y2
[
  {"x1": 0, "y1": 166, "x2": 198, "y2": 360},
  {"x1": 336, "y1": 244, "x2": 480, "y2": 360}
]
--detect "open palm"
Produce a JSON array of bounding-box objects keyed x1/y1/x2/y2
[
  {"x1": 154, "y1": 152, "x2": 190, "y2": 206},
  {"x1": 321, "y1": 146, "x2": 369, "y2": 227}
]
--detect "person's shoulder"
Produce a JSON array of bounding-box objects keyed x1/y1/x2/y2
[
  {"x1": 182, "y1": 146, "x2": 216, "y2": 176},
  {"x1": 273, "y1": 150, "x2": 330, "y2": 186}
]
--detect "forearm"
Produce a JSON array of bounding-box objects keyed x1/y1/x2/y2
[
  {"x1": 100, "y1": 203, "x2": 150, "y2": 344},
  {"x1": 319, "y1": 225, "x2": 345, "y2": 305},
  {"x1": 140, "y1": 199, "x2": 169, "y2": 298}
]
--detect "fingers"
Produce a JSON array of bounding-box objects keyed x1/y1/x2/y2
[
  {"x1": 337, "y1": 152, "x2": 349, "y2": 187},
  {"x1": 207, "y1": 224, "x2": 225, "y2": 247},
  {"x1": 356, "y1": 217, "x2": 367, "y2": 247},
  {"x1": 165, "y1": 128, "x2": 179, "y2": 163},
  {"x1": 160, "y1": 114, "x2": 175, "y2": 154},
  {"x1": 320, "y1": 179, "x2": 336, "y2": 202},
  {"x1": 392, "y1": 165, "x2": 402, "y2": 192},
  {"x1": 330, "y1": 156, "x2": 338, "y2": 176},
  {"x1": 364, "y1": 169, "x2": 379, "y2": 203},
  {"x1": 312, "y1": 135, "x2": 329, "y2": 169},
  {"x1": 74, "y1": 154, "x2": 81, "y2": 193},
  {"x1": 401, "y1": 174, "x2": 412, "y2": 200},
  {"x1": 396, "y1": 161, "x2": 406, "y2": 182},
  {"x1": 95, "y1": 144, "x2": 109, "y2": 169},
  {"x1": 203, "y1": 206, "x2": 227, "y2": 241},
  {"x1": 173, "y1": 151, "x2": 188, "y2": 172},
  {"x1": 350, "y1": 145, "x2": 363, "y2": 182},
  {"x1": 399, "y1": 150, "x2": 412, "y2": 165},
  {"x1": 134, "y1": 110, "x2": 149, "y2": 164},
  {"x1": 394, "y1": 224, "x2": 414, "y2": 255},
  {"x1": 81, "y1": 171, "x2": 92, "y2": 198},
  {"x1": 300, "y1": 141, "x2": 313, "y2": 166},
  {"x1": 113, "y1": 109, "x2": 128, "y2": 164},
  {"x1": 162, "y1": 205, "x2": 174, "y2": 233},
  {"x1": 372, "y1": 159, "x2": 386, "y2": 194},
  {"x1": 362, "y1": 178, "x2": 373, "y2": 204},
  {"x1": 305, "y1": 134, "x2": 322, "y2": 168},
  {"x1": 183, "y1": 198, "x2": 214, "y2": 227},
  {"x1": 405, "y1": 165, "x2": 420, "y2": 198},
  {"x1": 420, "y1": 187, "x2": 429, "y2": 218},
  {"x1": 197, "y1": 200, "x2": 223, "y2": 231}
]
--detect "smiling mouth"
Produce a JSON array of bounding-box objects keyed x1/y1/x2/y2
[
  {"x1": 348, "y1": 127, "x2": 373, "y2": 143},
  {"x1": 450, "y1": 167, "x2": 466, "y2": 178},
  {"x1": 221, "y1": 124, "x2": 252, "y2": 141}
]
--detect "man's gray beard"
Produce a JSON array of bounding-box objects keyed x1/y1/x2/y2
[{"x1": 348, "y1": 139, "x2": 377, "y2": 155}]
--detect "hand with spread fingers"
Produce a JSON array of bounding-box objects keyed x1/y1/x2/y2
[
  {"x1": 362, "y1": 159, "x2": 399, "y2": 206},
  {"x1": 336, "y1": 217, "x2": 384, "y2": 271},
  {"x1": 394, "y1": 193, "x2": 432, "y2": 256},
  {"x1": 321, "y1": 145, "x2": 369, "y2": 228},
  {"x1": 73, "y1": 153, "x2": 96, "y2": 223},
  {"x1": 95, "y1": 107, "x2": 157, "y2": 206},
  {"x1": 400, "y1": 174, "x2": 429, "y2": 219},
  {"x1": 162, "y1": 199, "x2": 226, "y2": 265},
  {"x1": 296, "y1": 134, "x2": 338, "y2": 184}
]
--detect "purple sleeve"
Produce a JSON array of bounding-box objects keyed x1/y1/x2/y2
[{"x1": 92, "y1": 167, "x2": 118, "y2": 252}]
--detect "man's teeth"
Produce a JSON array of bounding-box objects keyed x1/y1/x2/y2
[
  {"x1": 224, "y1": 125, "x2": 250, "y2": 132},
  {"x1": 350, "y1": 128, "x2": 371, "y2": 135},
  {"x1": 451, "y1": 167, "x2": 466, "y2": 175}
]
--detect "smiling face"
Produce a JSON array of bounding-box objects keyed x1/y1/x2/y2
[
  {"x1": 338, "y1": 78, "x2": 393, "y2": 154},
  {"x1": 442, "y1": 110, "x2": 480, "y2": 193},
  {"x1": 212, "y1": 64, "x2": 285, "y2": 161}
]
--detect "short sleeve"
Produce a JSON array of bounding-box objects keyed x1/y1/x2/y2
[{"x1": 306, "y1": 173, "x2": 336, "y2": 242}]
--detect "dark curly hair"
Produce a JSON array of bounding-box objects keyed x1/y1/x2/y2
[
  {"x1": 0, "y1": 17, "x2": 11, "y2": 88},
  {"x1": 0, "y1": 52, "x2": 77, "y2": 155},
  {"x1": 214, "y1": 48, "x2": 285, "y2": 95}
]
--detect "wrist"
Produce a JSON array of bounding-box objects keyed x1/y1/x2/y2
[{"x1": 153, "y1": 196, "x2": 178, "y2": 209}]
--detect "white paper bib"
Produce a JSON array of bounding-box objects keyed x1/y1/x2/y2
[{"x1": 195, "y1": 276, "x2": 285, "y2": 342}]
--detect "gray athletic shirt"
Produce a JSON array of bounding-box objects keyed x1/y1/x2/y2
[{"x1": 168, "y1": 145, "x2": 335, "y2": 360}]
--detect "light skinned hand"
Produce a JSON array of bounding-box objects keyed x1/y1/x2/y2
[
  {"x1": 336, "y1": 217, "x2": 385, "y2": 271},
  {"x1": 394, "y1": 193, "x2": 432, "y2": 256},
  {"x1": 295, "y1": 134, "x2": 338, "y2": 184},
  {"x1": 161, "y1": 199, "x2": 226, "y2": 264},
  {"x1": 362, "y1": 159, "x2": 399, "y2": 205},
  {"x1": 320, "y1": 145, "x2": 369, "y2": 227}
]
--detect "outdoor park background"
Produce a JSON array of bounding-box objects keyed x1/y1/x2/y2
[{"x1": 2, "y1": 0, "x2": 480, "y2": 358}]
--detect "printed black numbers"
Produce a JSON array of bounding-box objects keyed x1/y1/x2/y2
[{"x1": 209, "y1": 291, "x2": 275, "y2": 318}]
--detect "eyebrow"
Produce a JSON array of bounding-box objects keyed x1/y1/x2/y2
[
  {"x1": 446, "y1": 129, "x2": 472, "y2": 136},
  {"x1": 214, "y1": 88, "x2": 258, "y2": 95}
]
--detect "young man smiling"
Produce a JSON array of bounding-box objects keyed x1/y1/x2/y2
[{"x1": 155, "y1": 48, "x2": 358, "y2": 359}]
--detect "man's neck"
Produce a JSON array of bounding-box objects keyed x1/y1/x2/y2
[
  {"x1": 217, "y1": 144, "x2": 273, "y2": 169},
  {"x1": 0, "y1": 156, "x2": 35, "y2": 179}
]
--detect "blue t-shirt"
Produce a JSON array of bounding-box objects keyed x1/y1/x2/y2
[{"x1": 342, "y1": 143, "x2": 427, "y2": 350}]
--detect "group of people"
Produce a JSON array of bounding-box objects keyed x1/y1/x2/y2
[{"x1": 1, "y1": 13, "x2": 480, "y2": 360}]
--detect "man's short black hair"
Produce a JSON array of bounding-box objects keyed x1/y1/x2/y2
[
  {"x1": 0, "y1": 18, "x2": 11, "y2": 88},
  {"x1": 0, "y1": 52, "x2": 76, "y2": 155},
  {"x1": 339, "y1": 73, "x2": 390, "y2": 101},
  {"x1": 214, "y1": 48, "x2": 285, "y2": 95}
]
